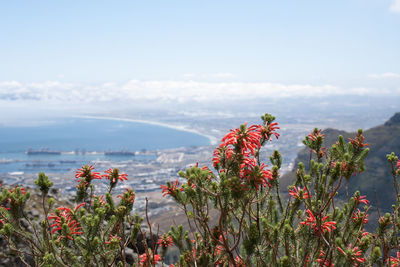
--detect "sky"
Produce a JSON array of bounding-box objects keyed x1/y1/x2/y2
[{"x1": 0, "y1": 0, "x2": 399, "y2": 120}]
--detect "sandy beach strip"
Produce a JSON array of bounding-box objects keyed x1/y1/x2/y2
[{"x1": 75, "y1": 115, "x2": 218, "y2": 145}]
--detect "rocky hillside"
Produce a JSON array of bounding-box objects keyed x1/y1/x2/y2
[{"x1": 280, "y1": 112, "x2": 400, "y2": 213}]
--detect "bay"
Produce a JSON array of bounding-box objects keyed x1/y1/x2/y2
[{"x1": 0, "y1": 118, "x2": 210, "y2": 173}]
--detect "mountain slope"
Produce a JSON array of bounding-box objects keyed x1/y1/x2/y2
[{"x1": 280, "y1": 112, "x2": 400, "y2": 211}]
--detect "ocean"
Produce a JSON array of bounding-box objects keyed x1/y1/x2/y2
[{"x1": 0, "y1": 117, "x2": 211, "y2": 174}]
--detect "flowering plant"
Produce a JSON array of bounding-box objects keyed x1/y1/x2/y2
[
  {"x1": 1, "y1": 113, "x2": 400, "y2": 266},
  {"x1": 0, "y1": 167, "x2": 159, "y2": 266},
  {"x1": 159, "y1": 114, "x2": 400, "y2": 266}
]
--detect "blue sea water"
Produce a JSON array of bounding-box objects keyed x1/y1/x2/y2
[{"x1": 0, "y1": 118, "x2": 210, "y2": 174}]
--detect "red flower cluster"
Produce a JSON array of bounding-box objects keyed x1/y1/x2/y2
[
  {"x1": 352, "y1": 209, "x2": 369, "y2": 224},
  {"x1": 48, "y1": 203, "x2": 85, "y2": 243},
  {"x1": 139, "y1": 253, "x2": 161, "y2": 266},
  {"x1": 93, "y1": 195, "x2": 106, "y2": 206},
  {"x1": 160, "y1": 179, "x2": 182, "y2": 197},
  {"x1": 214, "y1": 232, "x2": 227, "y2": 259},
  {"x1": 76, "y1": 180, "x2": 88, "y2": 190},
  {"x1": 221, "y1": 124, "x2": 261, "y2": 154},
  {"x1": 240, "y1": 158, "x2": 273, "y2": 189},
  {"x1": 390, "y1": 251, "x2": 400, "y2": 267},
  {"x1": 0, "y1": 186, "x2": 26, "y2": 212},
  {"x1": 212, "y1": 145, "x2": 233, "y2": 168},
  {"x1": 211, "y1": 121, "x2": 280, "y2": 194},
  {"x1": 304, "y1": 129, "x2": 327, "y2": 158},
  {"x1": 337, "y1": 244, "x2": 366, "y2": 266},
  {"x1": 10, "y1": 186, "x2": 26, "y2": 195},
  {"x1": 354, "y1": 195, "x2": 369, "y2": 205},
  {"x1": 396, "y1": 160, "x2": 400, "y2": 174},
  {"x1": 331, "y1": 161, "x2": 357, "y2": 177},
  {"x1": 307, "y1": 129, "x2": 325, "y2": 142},
  {"x1": 75, "y1": 165, "x2": 101, "y2": 181},
  {"x1": 300, "y1": 209, "x2": 336, "y2": 234},
  {"x1": 316, "y1": 250, "x2": 334, "y2": 267},
  {"x1": 288, "y1": 186, "x2": 311, "y2": 200},
  {"x1": 0, "y1": 201, "x2": 9, "y2": 212},
  {"x1": 157, "y1": 233, "x2": 173, "y2": 248},
  {"x1": 1, "y1": 186, "x2": 27, "y2": 224},
  {"x1": 102, "y1": 168, "x2": 128, "y2": 183},
  {"x1": 348, "y1": 131, "x2": 369, "y2": 148},
  {"x1": 213, "y1": 121, "x2": 279, "y2": 169},
  {"x1": 75, "y1": 165, "x2": 101, "y2": 192},
  {"x1": 117, "y1": 188, "x2": 135, "y2": 204},
  {"x1": 259, "y1": 121, "x2": 280, "y2": 141}
]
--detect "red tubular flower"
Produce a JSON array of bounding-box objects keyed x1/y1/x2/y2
[
  {"x1": 396, "y1": 160, "x2": 400, "y2": 173},
  {"x1": 92, "y1": 195, "x2": 106, "y2": 206},
  {"x1": 331, "y1": 161, "x2": 357, "y2": 177},
  {"x1": 221, "y1": 123, "x2": 261, "y2": 154},
  {"x1": 348, "y1": 131, "x2": 369, "y2": 148},
  {"x1": 154, "y1": 254, "x2": 161, "y2": 262},
  {"x1": 139, "y1": 253, "x2": 161, "y2": 266},
  {"x1": 74, "y1": 203, "x2": 85, "y2": 211},
  {"x1": 354, "y1": 195, "x2": 370, "y2": 205},
  {"x1": 337, "y1": 244, "x2": 366, "y2": 266},
  {"x1": 157, "y1": 233, "x2": 173, "y2": 248},
  {"x1": 315, "y1": 147, "x2": 327, "y2": 158},
  {"x1": 352, "y1": 209, "x2": 369, "y2": 224},
  {"x1": 307, "y1": 129, "x2": 325, "y2": 142},
  {"x1": 1, "y1": 186, "x2": 27, "y2": 211},
  {"x1": 75, "y1": 165, "x2": 101, "y2": 182},
  {"x1": 240, "y1": 157, "x2": 273, "y2": 189},
  {"x1": 316, "y1": 250, "x2": 334, "y2": 267},
  {"x1": 357, "y1": 231, "x2": 372, "y2": 248},
  {"x1": 390, "y1": 251, "x2": 400, "y2": 267},
  {"x1": 105, "y1": 234, "x2": 121, "y2": 245},
  {"x1": 303, "y1": 129, "x2": 327, "y2": 158},
  {"x1": 102, "y1": 168, "x2": 128, "y2": 183},
  {"x1": 76, "y1": 180, "x2": 88, "y2": 190},
  {"x1": 212, "y1": 145, "x2": 233, "y2": 168},
  {"x1": 259, "y1": 121, "x2": 280, "y2": 141},
  {"x1": 288, "y1": 186, "x2": 311, "y2": 200},
  {"x1": 8, "y1": 186, "x2": 26, "y2": 195},
  {"x1": 160, "y1": 179, "x2": 181, "y2": 197},
  {"x1": 300, "y1": 209, "x2": 336, "y2": 234},
  {"x1": 139, "y1": 253, "x2": 148, "y2": 266},
  {"x1": 215, "y1": 244, "x2": 224, "y2": 256},
  {"x1": 48, "y1": 203, "x2": 84, "y2": 243},
  {"x1": 117, "y1": 188, "x2": 135, "y2": 204},
  {"x1": 361, "y1": 231, "x2": 370, "y2": 237}
]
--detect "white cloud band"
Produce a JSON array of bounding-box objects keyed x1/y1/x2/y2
[
  {"x1": 369, "y1": 72, "x2": 400, "y2": 79},
  {"x1": 0, "y1": 79, "x2": 398, "y2": 105}
]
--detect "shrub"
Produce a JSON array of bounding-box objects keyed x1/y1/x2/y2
[{"x1": 1, "y1": 113, "x2": 400, "y2": 266}]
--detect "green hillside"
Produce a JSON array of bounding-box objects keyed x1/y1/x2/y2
[{"x1": 280, "y1": 112, "x2": 400, "y2": 212}]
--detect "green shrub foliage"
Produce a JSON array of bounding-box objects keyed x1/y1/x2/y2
[{"x1": 1, "y1": 113, "x2": 400, "y2": 266}]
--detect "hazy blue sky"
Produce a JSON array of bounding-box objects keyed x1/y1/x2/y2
[{"x1": 0, "y1": 1, "x2": 399, "y2": 112}]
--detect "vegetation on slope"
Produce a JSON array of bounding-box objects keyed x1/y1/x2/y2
[
  {"x1": 1, "y1": 113, "x2": 400, "y2": 266},
  {"x1": 281, "y1": 112, "x2": 400, "y2": 212}
]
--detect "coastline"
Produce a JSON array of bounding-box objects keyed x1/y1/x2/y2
[{"x1": 74, "y1": 115, "x2": 218, "y2": 145}]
